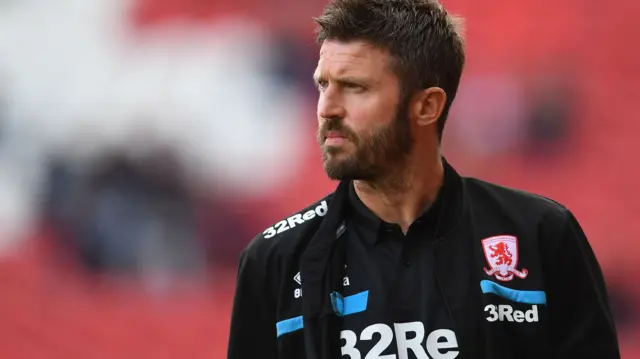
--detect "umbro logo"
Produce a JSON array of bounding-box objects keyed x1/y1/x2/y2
[
  {"x1": 293, "y1": 272, "x2": 303, "y2": 299},
  {"x1": 293, "y1": 267, "x2": 350, "y2": 299}
]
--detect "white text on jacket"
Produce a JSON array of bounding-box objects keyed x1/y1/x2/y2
[
  {"x1": 263, "y1": 201, "x2": 328, "y2": 239},
  {"x1": 484, "y1": 304, "x2": 539, "y2": 322},
  {"x1": 341, "y1": 322, "x2": 459, "y2": 359}
]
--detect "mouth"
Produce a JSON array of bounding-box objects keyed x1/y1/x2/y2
[
  {"x1": 324, "y1": 131, "x2": 348, "y2": 146},
  {"x1": 325, "y1": 131, "x2": 347, "y2": 140}
]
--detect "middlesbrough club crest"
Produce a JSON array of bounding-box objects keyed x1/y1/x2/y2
[{"x1": 482, "y1": 235, "x2": 528, "y2": 282}]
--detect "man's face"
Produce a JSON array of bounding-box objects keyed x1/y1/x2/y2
[{"x1": 314, "y1": 40, "x2": 414, "y2": 181}]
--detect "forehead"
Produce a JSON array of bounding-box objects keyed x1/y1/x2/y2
[{"x1": 315, "y1": 40, "x2": 395, "y2": 80}]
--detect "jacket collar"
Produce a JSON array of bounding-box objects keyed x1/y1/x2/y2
[
  {"x1": 299, "y1": 178, "x2": 350, "y2": 359},
  {"x1": 347, "y1": 177, "x2": 444, "y2": 245},
  {"x1": 300, "y1": 157, "x2": 469, "y2": 359},
  {"x1": 346, "y1": 157, "x2": 463, "y2": 245}
]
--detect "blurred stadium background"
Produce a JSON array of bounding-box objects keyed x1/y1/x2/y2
[{"x1": 0, "y1": 0, "x2": 638, "y2": 357}]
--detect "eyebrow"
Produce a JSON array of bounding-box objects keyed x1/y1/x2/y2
[{"x1": 312, "y1": 74, "x2": 369, "y2": 86}]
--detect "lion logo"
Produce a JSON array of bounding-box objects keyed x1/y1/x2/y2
[{"x1": 482, "y1": 235, "x2": 528, "y2": 282}]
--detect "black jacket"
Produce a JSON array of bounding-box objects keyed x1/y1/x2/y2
[{"x1": 227, "y1": 160, "x2": 620, "y2": 359}]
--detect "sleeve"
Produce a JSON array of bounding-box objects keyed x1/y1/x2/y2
[
  {"x1": 545, "y1": 209, "x2": 620, "y2": 358},
  {"x1": 227, "y1": 241, "x2": 279, "y2": 359}
]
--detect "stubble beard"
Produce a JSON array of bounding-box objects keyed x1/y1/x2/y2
[{"x1": 318, "y1": 103, "x2": 414, "y2": 182}]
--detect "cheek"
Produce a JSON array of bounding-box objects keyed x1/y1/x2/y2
[{"x1": 345, "y1": 95, "x2": 397, "y2": 131}]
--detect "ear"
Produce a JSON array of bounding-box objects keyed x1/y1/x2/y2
[{"x1": 409, "y1": 87, "x2": 447, "y2": 127}]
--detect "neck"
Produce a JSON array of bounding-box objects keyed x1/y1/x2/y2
[{"x1": 354, "y1": 152, "x2": 444, "y2": 233}]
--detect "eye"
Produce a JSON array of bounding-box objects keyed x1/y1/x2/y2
[
  {"x1": 316, "y1": 80, "x2": 329, "y2": 91},
  {"x1": 344, "y1": 82, "x2": 365, "y2": 92}
]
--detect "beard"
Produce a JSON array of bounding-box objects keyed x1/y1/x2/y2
[{"x1": 317, "y1": 100, "x2": 414, "y2": 181}]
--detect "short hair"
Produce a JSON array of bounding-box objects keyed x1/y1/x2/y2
[{"x1": 314, "y1": 0, "x2": 466, "y2": 140}]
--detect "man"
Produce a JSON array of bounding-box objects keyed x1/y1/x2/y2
[{"x1": 227, "y1": 0, "x2": 620, "y2": 358}]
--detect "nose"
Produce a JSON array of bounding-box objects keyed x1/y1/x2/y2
[{"x1": 317, "y1": 86, "x2": 346, "y2": 121}]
